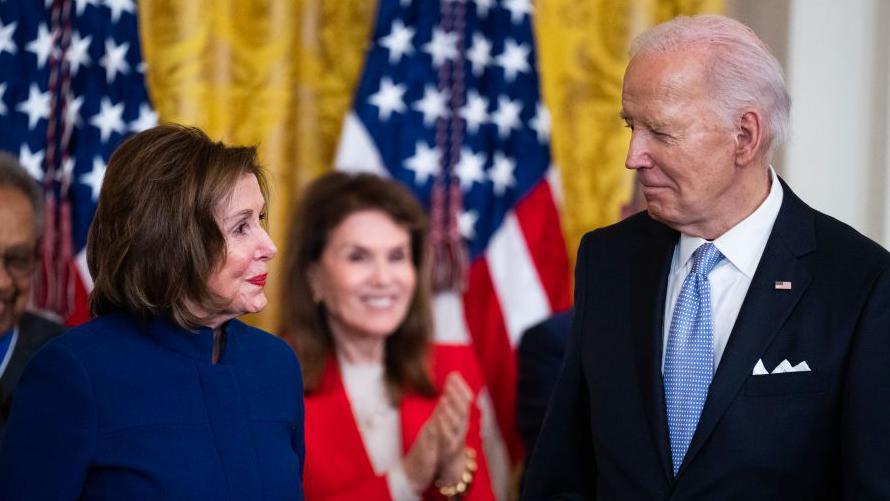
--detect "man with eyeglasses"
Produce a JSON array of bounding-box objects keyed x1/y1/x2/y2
[{"x1": 0, "y1": 151, "x2": 64, "y2": 432}]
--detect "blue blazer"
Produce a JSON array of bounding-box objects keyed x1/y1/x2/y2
[
  {"x1": 0, "y1": 312, "x2": 304, "y2": 500},
  {"x1": 523, "y1": 180, "x2": 890, "y2": 499}
]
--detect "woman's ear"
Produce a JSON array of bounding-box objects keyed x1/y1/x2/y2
[{"x1": 307, "y1": 263, "x2": 324, "y2": 304}]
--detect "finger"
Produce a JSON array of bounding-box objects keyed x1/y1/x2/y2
[
  {"x1": 442, "y1": 373, "x2": 474, "y2": 410},
  {"x1": 435, "y1": 416, "x2": 462, "y2": 453}
]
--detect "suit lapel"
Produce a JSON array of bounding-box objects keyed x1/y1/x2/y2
[
  {"x1": 680, "y1": 181, "x2": 816, "y2": 474},
  {"x1": 631, "y1": 217, "x2": 678, "y2": 481}
]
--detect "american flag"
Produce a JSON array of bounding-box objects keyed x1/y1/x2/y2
[
  {"x1": 0, "y1": 0, "x2": 155, "y2": 326},
  {"x1": 334, "y1": 0, "x2": 571, "y2": 492}
]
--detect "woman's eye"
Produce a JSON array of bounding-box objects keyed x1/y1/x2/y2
[{"x1": 389, "y1": 249, "x2": 407, "y2": 262}]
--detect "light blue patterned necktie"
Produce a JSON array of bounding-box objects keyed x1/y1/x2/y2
[{"x1": 664, "y1": 242, "x2": 724, "y2": 476}]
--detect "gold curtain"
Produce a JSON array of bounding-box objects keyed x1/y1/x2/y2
[
  {"x1": 138, "y1": 0, "x2": 722, "y2": 331},
  {"x1": 535, "y1": 0, "x2": 723, "y2": 271},
  {"x1": 138, "y1": 0, "x2": 375, "y2": 331}
]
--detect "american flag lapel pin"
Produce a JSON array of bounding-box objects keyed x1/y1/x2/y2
[{"x1": 774, "y1": 281, "x2": 792, "y2": 290}]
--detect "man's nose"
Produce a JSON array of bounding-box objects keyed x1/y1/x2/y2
[{"x1": 625, "y1": 132, "x2": 653, "y2": 171}]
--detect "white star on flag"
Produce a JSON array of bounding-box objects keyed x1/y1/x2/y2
[
  {"x1": 80, "y1": 156, "x2": 107, "y2": 201},
  {"x1": 496, "y1": 39, "x2": 530, "y2": 82},
  {"x1": 0, "y1": 20, "x2": 17, "y2": 56},
  {"x1": 67, "y1": 32, "x2": 92, "y2": 76},
  {"x1": 16, "y1": 83, "x2": 50, "y2": 130},
  {"x1": 368, "y1": 77, "x2": 407, "y2": 121},
  {"x1": 56, "y1": 157, "x2": 76, "y2": 182},
  {"x1": 129, "y1": 103, "x2": 158, "y2": 132},
  {"x1": 26, "y1": 23, "x2": 55, "y2": 69},
  {"x1": 472, "y1": 0, "x2": 495, "y2": 18},
  {"x1": 89, "y1": 97, "x2": 126, "y2": 143},
  {"x1": 413, "y1": 85, "x2": 449, "y2": 127},
  {"x1": 460, "y1": 90, "x2": 488, "y2": 134},
  {"x1": 379, "y1": 19, "x2": 415, "y2": 64},
  {"x1": 423, "y1": 28, "x2": 458, "y2": 67},
  {"x1": 66, "y1": 94, "x2": 85, "y2": 127},
  {"x1": 467, "y1": 34, "x2": 492, "y2": 76},
  {"x1": 404, "y1": 141, "x2": 440, "y2": 185},
  {"x1": 455, "y1": 147, "x2": 486, "y2": 191},
  {"x1": 530, "y1": 103, "x2": 551, "y2": 142},
  {"x1": 0, "y1": 83, "x2": 7, "y2": 115},
  {"x1": 103, "y1": 0, "x2": 136, "y2": 23},
  {"x1": 18, "y1": 144, "x2": 45, "y2": 180},
  {"x1": 491, "y1": 95, "x2": 522, "y2": 138},
  {"x1": 75, "y1": 0, "x2": 101, "y2": 15},
  {"x1": 504, "y1": 0, "x2": 533, "y2": 24},
  {"x1": 459, "y1": 210, "x2": 479, "y2": 240},
  {"x1": 100, "y1": 38, "x2": 130, "y2": 83},
  {"x1": 489, "y1": 152, "x2": 516, "y2": 195}
]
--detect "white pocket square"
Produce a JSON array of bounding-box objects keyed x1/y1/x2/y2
[{"x1": 752, "y1": 358, "x2": 811, "y2": 375}]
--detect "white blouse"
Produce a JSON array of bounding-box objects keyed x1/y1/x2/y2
[{"x1": 340, "y1": 358, "x2": 420, "y2": 501}]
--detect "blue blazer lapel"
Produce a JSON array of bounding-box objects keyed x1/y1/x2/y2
[
  {"x1": 679, "y1": 180, "x2": 817, "y2": 476},
  {"x1": 631, "y1": 217, "x2": 678, "y2": 481}
]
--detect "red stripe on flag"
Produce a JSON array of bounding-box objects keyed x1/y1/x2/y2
[
  {"x1": 514, "y1": 181, "x2": 572, "y2": 311},
  {"x1": 463, "y1": 258, "x2": 523, "y2": 462},
  {"x1": 66, "y1": 265, "x2": 90, "y2": 327}
]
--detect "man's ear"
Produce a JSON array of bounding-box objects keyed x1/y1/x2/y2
[{"x1": 735, "y1": 110, "x2": 764, "y2": 166}]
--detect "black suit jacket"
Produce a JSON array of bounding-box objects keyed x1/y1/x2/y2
[
  {"x1": 523, "y1": 181, "x2": 890, "y2": 500},
  {"x1": 0, "y1": 312, "x2": 64, "y2": 431},
  {"x1": 517, "y1": 309, "x2": 574, "y2": 459}
]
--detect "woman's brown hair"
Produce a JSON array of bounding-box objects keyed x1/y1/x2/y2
[
  {"x1": 87, "y1": 124, "x2": 268, "y2": 329},
  {"x1": 280, "y1": 172, "x2": 435, "y2": 401}
]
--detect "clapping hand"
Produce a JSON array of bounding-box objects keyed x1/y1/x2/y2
[{"x1": 401, "y1": 372, "x2": 474, "y2": 493}]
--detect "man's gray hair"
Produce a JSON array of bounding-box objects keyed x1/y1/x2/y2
[
  {"x1": 0, "y1": 151, "x2": 44, "y2": 236},
  {"x1": 630, "y1": 14, "x2": 790, "y2": 158}
]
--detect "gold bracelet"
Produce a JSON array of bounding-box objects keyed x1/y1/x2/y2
[{"x1": 436, "y1": 447, "x2": 478, "y2": 500}]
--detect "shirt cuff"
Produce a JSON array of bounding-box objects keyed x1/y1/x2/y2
[{"x1": 387, "y1": 463, "x2": 422, "y2": 501}]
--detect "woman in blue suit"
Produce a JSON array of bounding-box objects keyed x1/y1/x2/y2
[{"x1": 0, "y1": 125, "x2": 304, "y2": 500}]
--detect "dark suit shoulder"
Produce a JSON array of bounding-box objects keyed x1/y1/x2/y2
[
  {"x1": 229, "y1": 319, "x2": 300, "y2": 371},
  {"x1": 811, "y1": 210, "x2": 890, "y2": 268},
  {"x1": 579, "y1": 210, "x2": 675, "y2": 255},
  {"x1": 18, "y1": 312, "x2": 64, "y2": 351},
  {"x1": 46, "y1": 312, "x2": 143, "y2": 356}
]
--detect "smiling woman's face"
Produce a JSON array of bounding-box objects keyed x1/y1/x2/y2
[
  {"x1": 309, "y1": 209, "x2": 417, "y2": 342},
  {"x1": 203, "y1": 173, "x2": 277, "y2": 327}
]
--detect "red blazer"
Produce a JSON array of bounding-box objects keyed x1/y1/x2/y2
[{"x1": 303, "y1": 345, "x2": 495, "y2": 500}]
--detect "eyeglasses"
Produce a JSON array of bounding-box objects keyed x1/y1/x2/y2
[{"x1": 1, "y1": 245, "x2": 38, "y2": 281}]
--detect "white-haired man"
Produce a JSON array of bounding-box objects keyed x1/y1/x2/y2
[
  {"x1": 0, "y1": 152, "x2": 63, "y2": 432},
  {"x1": 524, "y1": 14, "x2": 889, "y2": 499}
]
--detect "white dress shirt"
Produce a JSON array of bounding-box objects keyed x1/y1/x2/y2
[
  {"x1": 662, "y1": 168, "x2": 784, "y2": 373},
  {"x1": 339, "y1": 358, "x2": 419, "y2": 501}
]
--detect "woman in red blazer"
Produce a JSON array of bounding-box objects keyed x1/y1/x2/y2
[{"x1": 281, "y1": 172, "x2": 494, "y2": 500}]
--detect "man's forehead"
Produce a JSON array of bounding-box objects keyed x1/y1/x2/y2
[
  {"x1": 623, "y1": 50, "x2": 710, "y2": 101},
  {"x1": 0, "y1": 187, "x2": 38, "y2": 247}
]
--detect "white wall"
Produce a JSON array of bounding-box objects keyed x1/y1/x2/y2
[{"x1": 729, "y1": 0, "x2": 890, "y2": 247}]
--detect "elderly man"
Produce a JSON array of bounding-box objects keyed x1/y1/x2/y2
[
  {"x1": 0, "y1": 152, "x2": 63, "y2": 431},
  {"x1": 523, "y1": 14, "x2": 890, "y2": 499}
]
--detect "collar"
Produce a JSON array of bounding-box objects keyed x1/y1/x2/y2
[
  {"x1": 678, "y1": 167, "x2": 784, "y2": 278},
  {"x1": 145, "y1": 314, "x2": 239, "y2": 364}
]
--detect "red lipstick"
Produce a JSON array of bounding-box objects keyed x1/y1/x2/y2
[{"x1": 247, "y1": 274, "x2": 267, "y2": 286}]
